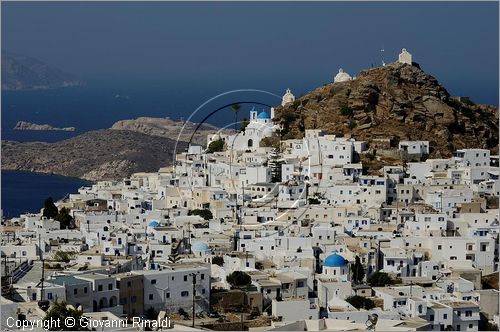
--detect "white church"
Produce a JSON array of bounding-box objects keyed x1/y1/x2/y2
[{"x1": 207, "y1": 89, "x2": 295, "y2": 152}]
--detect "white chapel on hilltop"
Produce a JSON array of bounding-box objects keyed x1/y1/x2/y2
[
  {"x1": 281, "y1": 88, "x2": 295, "y2": 106},
  {"x1": 334, "y1": 68, "x2": 352, "y2": 83},
  {"x1": 398, "y1": 48, "x2": 413, "y2": 65}
]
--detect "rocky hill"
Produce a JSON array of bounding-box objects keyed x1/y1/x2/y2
[
  {"x1": 2, "y1": 51, "x2": 83, "y2": 90},
  {"x1": 274, "y1": 62, "x2": 498, "y2": 158},
  {"x1": 111, "y1": 117, "x2": 233, "y2": 146},
  {"x1": 1, "y1": 130, "x2": 187, "y2": 181}
]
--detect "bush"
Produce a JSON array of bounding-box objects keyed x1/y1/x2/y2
[
  {"x1": 340, "y1": 106, "x2": 353, "y2": 117},
  {"x1": 207, "y1": 139, "x2": 224, "y2": 153},
  {"x1": 226, "y1": 271, "x2": 251, "y2": 287},
  {"x1": 346, "y1": 295, "x2": 375, "y2": 310},
  {"x1": 145, "y1": 307, "x2": 158, "y2": 320},
  {"x1": 367, "y1": 272, "x2": 394, "y2": 287},
  {"x1": 188, "y1": 209, "x2": 213, "y2": 220},
  {"x1": 43, "y1": 197, "x2": 58, "y2": 219}
]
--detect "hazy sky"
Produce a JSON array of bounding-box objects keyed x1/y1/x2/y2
[{"x1": 2, "y1": 1, "x2": 499, "y2": 105}]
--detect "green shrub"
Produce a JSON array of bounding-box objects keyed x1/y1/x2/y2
[
  {"x1": 340, "y1": 106, "x2": 353, "y2": 117},
  {"x1": 207, "y1": 139, "x2": 224, "y2": 153}
]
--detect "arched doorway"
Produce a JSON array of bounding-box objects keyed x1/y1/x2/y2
[
  {"x1": 248, "y1": 139, "x2": 253, "y2": 147},
  {"x1": 99, "y1": 297, "x2": 108, "y2": 309},
  {"x1": 109, "y1": 296, "x2": 117, "y2": 307}
]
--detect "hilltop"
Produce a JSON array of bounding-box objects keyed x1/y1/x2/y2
[
  {"x1": 1, "y1": 51, "x2": 83, "y2": 91},
  {"x1": 274, "y1": 62, "x2": 498, "y2": 158},
  {"x1": 1, "y1": 130, "x2": 187, "y2": 181}
]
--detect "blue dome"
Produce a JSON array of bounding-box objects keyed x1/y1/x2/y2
[
  {"x1": 191, "y1": 241, "x2": 209, "y2": 253},
  {"x1": 324, "y1": 253, "x2": 347, "y2": 267},
  {"x1": 148, "y1": 220, "x2": 160, "y2": 228},
  {"x1": 257, "y1": 111, "x2": 270, "y2": 119}
]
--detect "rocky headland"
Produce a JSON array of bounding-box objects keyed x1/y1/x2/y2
[
  {"x1": 14, "y1": 121, "x2": 76, "y2": 132},
  {"x1": 2, "y1": 130, "x2": 187, "y2": 181}
]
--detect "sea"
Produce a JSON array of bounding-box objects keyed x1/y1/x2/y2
[
  {"x1": 1, "y1": 79, "x2": 291, "y2": 218},
  {"x1": 1, "y1": 171, "x2": 91, "y2": 218}
]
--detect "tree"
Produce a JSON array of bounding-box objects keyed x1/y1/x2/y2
[
  {"x1": 207, "y1": 138, "x2": 224, "y2": 154},
  {"x1": 55, "y1": 207, "x2": 73, "y2": 229},
  {"x1": 367, "y1": 272, "x2": 394, "y2": 287},
  {"x1": 226, "y1": 271, "x2": 251, "y2": 288},
  {"x1": 43, "y1": 197, "x2": 58, "y2": 219},
  {"x1": 345, "y1": 295, "x2": 375, "y2": 310},
  {"x1": 188, "y1": 209, "x2": 213, "y2": 220},
  {"x1": 231, "y1": 104, "x2": 241, "y2": 131},
  {"x1": 308, "y1": 197, "x2": 320, "y2": 205},
  {"x1": 43, "y1": 301, "x2": 87, "y2": 331},
  {"x1": 167, "y1": 253, "x2": 181, "y2": 264},
  {"x1": 268, "y1": 147, "x2": 284, "y2": 183},
  {"x1": 352, "y1": 256, "x2": 365, "y2": 284},
  {"x1": 240, "y1": 117, "x2": 249, "y2": 132},
  {"x1": 212, "y1": 256, "x2": 224, "y2": 266}
]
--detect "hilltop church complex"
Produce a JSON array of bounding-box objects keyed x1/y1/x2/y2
[{"x1": 1, "y1": 49, "x2": 498, "y2": 331}]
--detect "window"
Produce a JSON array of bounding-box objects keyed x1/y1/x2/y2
[
  {"x1": 108, "y1": 284, "x2": 113, "y2": 290},
  {"x1": 131, "y1": 296, "x2": 137, "y2": 303},
  {"x1": 166, "y1": 292, "x2": 170, "y2": 298},
  {"x1": 98, "y1": 285, "x2": 103, "y2": 291},
  {"x1": 443, "y1": 314, "x2": 447, "y2": 319},
  {"x1": 149, "y1": 294, "x2": 154, "y2": 300},
  {"x1": 47, "y1": 292, "x2": 53, "y2": 300},
  {"x1": 465, "y1": 310, "x2": 472, "y2": 317},
  {"x1": 127, "y1": 281, "x2": 131, "y2": 287},
  {"x1": 151, "y1": 279, "x2": 157, "y2": 285},
  {"x1": 184, "y1": 275, "x2": 188, "y2": 282},
  {"x1": 437, "y1": 245, "x2": 442, "y2": 250},
  {"x1": 201, "y1": 274, "x2": 205, "y2": 280},
  {"x1": 84, "y1": 287, "x2": 88, "y2": 294},
  {"x1": 74, "y1": 289, "x2": 78, "y2": 295},
  {"x1": 181, "y1": 291, "x2": 189, "y2": 297}
]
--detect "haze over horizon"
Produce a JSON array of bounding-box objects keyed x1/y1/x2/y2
[{"x1": 2, "y1": 2, "x2": 499, "y2": 105}]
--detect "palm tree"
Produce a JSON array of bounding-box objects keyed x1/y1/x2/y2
[{"x1": 231, "y1": 104, "x2": 241, "y2": 131}]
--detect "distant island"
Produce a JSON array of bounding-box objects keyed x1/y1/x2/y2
[
  {"x1": 14, "y1": 121, "x2": 76, "y2": 132},
  {"x1": 1, "y1": 51, "x2": 83, "y2": 91}
]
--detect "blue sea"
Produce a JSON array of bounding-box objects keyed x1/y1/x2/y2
[{"x1": 1, "y1": 171, "x2": 91, "y2": 218}]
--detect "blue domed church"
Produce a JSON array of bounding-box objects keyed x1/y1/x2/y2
[
  {"x1": 317, "y1": 250, "x2": 353, "y2": 308},
  {"x1": 322, "y1": 251, "x2": 349, "y2": 279}
]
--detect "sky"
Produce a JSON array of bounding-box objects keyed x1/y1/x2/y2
[{"x1": 2, "y1": 1, "x2": 499, "y2": 105}]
